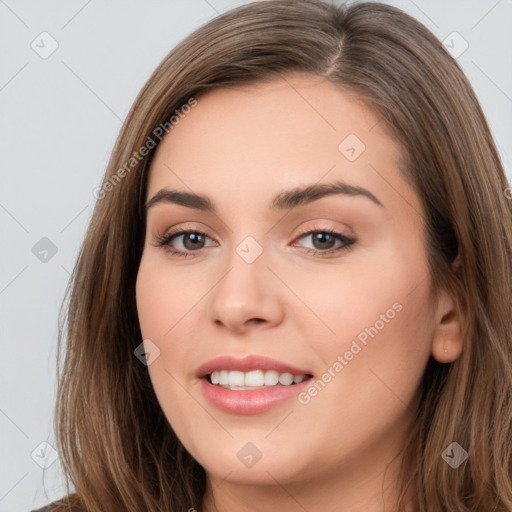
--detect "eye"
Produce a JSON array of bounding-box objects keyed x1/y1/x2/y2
[
  {"x1": 293, "y1": 228, "x2": 356, "y2": 256},
  {"x1": 154, "y1": 230, "x2": 217, "y2": 257},
  {"x1": 153, "y1": 227, "x2": 356, "y2": 258}
]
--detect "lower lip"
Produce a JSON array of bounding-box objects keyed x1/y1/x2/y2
[{"x1": 199, "y1": 377, "x2": 312, "y2": 414}]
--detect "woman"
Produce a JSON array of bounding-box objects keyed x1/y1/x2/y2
[{"x1": 36, "y1": 0, "x2": 512, "y2": 510}]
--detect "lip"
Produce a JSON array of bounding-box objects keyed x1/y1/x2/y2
[
  {"x1": 199, "y1": 377, "x2": 312, "y2": 414},
  {"x1": 196, "y1": 355, "x2": 313, "y2": 378},
  {"x1": 196, "y1": 355, "x2": 314, "y2": 415}
]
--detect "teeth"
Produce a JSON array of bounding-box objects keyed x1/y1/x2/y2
[
  {"x1": 278, "y1": 372, "x2": 294, "y2": 385},
  {"x1": 264, "y1": 370, "x2": 279, "y2": 386},
  {"x1": 229, "y1": 371, "x2": 245, "y2": 386},
  {"x1": 209, "y1": 369, "x2": 309, "y2": 389},
  {"x1": 246, "y1": 370, "x2": 265, "y2": 386}
]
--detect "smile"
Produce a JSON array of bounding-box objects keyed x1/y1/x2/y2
[
  {"x1": 196, "y1": 355, "x2": 315, "y2": 414},
  {"x1": 208, "y1": 369, "x2": 310, "y2": 389}
]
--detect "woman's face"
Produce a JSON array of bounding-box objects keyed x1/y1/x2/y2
[{"x1": 136, "y1": 76, "x2": 450, "y2": 497}]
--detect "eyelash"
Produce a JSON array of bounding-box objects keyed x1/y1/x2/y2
[{"x1": 154, "y1": 226, "x2": 356, "y2": 258}]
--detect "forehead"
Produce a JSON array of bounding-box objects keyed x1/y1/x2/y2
[{"x1": 146, "y1": 76, "x2": 413, "y2": 213}]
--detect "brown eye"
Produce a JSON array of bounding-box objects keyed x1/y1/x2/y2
[
  {"x1": 310, "y1": 232, "x2": 337, "y2": 250},
  {"x1": 179, "y1": 232, "x2": 206, "y2": 250},
  {"x1": 293, "y1": 229, "x2": 356, "y2": 255},
  {"x1": 156, "y1": 230, "x2": 216, "y2": 256}
]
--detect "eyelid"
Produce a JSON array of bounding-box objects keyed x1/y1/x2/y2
[
  {"x1": 153, "y1": 221, "x2": 356, "y2": 257},
  {"x1": 292, "y1": 221, "x2": 354, "y2": 239},
  {"x1": 157, "y1": 222, "x2": 218, "y2": 241},
  {"x1": 287, "y1": 221, "x2": 356, "y2": 255}
]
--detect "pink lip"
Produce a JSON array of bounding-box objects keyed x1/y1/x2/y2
[
  {"x1": 196, "y1": 355, "x2": 312, "y2": 378},
  {"x1": 196, "y1": 355, "x2": 314, "y2": 415},
  {"x1": 199, "y1": 377, "x2": 312, "y2": 414}
]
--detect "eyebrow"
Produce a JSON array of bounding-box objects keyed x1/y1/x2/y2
[{"x1": 144, "y1": 180, "x2": 384, "y2": 212}]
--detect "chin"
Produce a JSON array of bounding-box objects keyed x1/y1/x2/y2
[{"x1": 188, "y1": 439, "x2": 314, "y2": 485}]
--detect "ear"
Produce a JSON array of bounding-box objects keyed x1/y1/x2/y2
[{"x1": 431, "y1": 284, "x2": 464, "y2": 364}]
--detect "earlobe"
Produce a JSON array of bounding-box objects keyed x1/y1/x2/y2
[
  {"x1": 431, "y1": 289, "x2": 464, "y2": 363},
  {"x1": 451, "y1": 252, "x2": 462, "y2": 272}
]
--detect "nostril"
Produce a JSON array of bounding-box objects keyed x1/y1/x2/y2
[{"x1": 246, "y1": 318, "x2": 265, "y2": 325}]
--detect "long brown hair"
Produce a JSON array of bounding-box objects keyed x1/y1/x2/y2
[{"x1": 51, "y1": 1, "x2": 512, "y2": 510}]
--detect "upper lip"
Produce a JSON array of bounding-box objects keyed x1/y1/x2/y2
[{"x1": 196, "y1": 355, "x2": 313, "y2": 378}]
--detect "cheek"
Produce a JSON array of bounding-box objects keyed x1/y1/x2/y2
[
  {"x1": 287, "y1": 237, "x2": 432, "y2": 350},
  {"x1": 135, "y1": 253, "x2": 206, "y2": 429},
  {"x1": 289, "y1": 288, "x2": 434, "y2": 472},
  {"x1": 136, "y1": 252, "x2": 203, "y2": 340},
  {"x1": 294, "y1": 235, "x2": 434, "y2": 408}
]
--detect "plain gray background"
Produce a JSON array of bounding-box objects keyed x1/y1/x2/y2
[{"x1": 1, "y1": 0, "x2": 511, "y2": 510}]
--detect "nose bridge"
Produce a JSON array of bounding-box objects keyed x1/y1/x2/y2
[
  {"x1": 207, "y1": 233, "x2": 284, "y2": 330},
  {"x1": 215, "y1": 235, "x2": 268, "y2": 305}
]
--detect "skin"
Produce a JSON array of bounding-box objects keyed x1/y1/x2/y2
[{"x1": 136, "y1": 75, "x2": 463, "y2": 512}]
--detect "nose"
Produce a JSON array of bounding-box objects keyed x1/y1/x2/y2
[{"x1": 207, "y1": 249, "x2": 285, "y2": 334}]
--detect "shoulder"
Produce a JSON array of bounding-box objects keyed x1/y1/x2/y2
[
  {"x1": 28, "y1": 494, "x2": 82, "y2": 512},
  {"x1": 29, "y1": 500, "x2": 68, "y2": 512}
]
